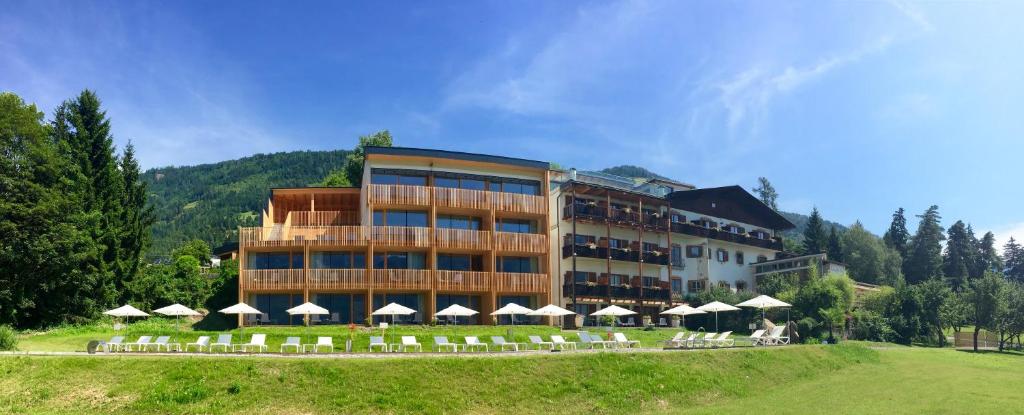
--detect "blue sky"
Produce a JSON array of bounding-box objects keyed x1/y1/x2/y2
[{"x1": 3, "y1": 1, "x2": 1023, "y2": 245}]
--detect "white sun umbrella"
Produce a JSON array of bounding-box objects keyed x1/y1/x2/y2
[
  {"x1": 154, "y1": 304, "x2": 200, "y2": 340},
  {"x1": 528, "y1": 304, "x2": 576, "y2": 328},
  {"x1": 287, "y1": 302, "x2": 330, "y2": 345},
  {"x1": 219, "y1": 302, "x2": 264, "y2": 334},
  {"x1": 660, "y1": 304, "x2": 706, "y2": 328},
  {"x1": 696, "y1": 301, "x2": 740, "y2": 333},
  {"x1": 590, "y1": 304, "x2": 637, "y2": 328},
  {"x1": 736, "y1": 295, "x2": 792, "y2": 329},
  {"x1": 104, "y1": 304, "x2": 149, "y2": 335},
  {"x1": 491, "y1": 303, "x2": 534, "y2": 338},
  {"x1": 373, "y1": 302, "x2": 417, "y2": 345},
  {"x1": 436, "y1": 304, "x2": 479, "y2": 340}
]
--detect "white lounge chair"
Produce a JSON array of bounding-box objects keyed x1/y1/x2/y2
[
  {"x1": 579, "y1": 332, "x2": 613, "y2": 349},
  {"x1": 747, "y1": 330, "x2": 766, "y2": 346},
  {"x1": 304, "y1": 337, "x2": 334, "y2": 353},
  {"x1": 233, "y1": 334, "x2": 268, "y2": 353},
  {"x1": 764, "y1": 326, "x2": 790, "y2": 345},
  {"x1": 657, "y1": 332, "x2": 687, "y2": 348},
  {"x1": 103, "y1": 336, "x2": 125, "y2": 353},
  {"x1": 463, "y1": 336, "x2": 488, "y2": 352},
  {"x1": 281, "y1": 336, "x2": 301, "y2": 353},
  {"x1": 210, "y1": 334, "x2": 233, "y2": 353},
  {"x1": 658, "y1": 317, "x2": 668, "y2": 327},
  {"x1": 147, "y1": 336, "x2": 181, "y2": 352},
  {"x1": 622, "y1": 317, "x2": 636, "y2": 327},
  {"x1": 613, "y1": 332, "x2": 640, "y2": 348},
  {"x1": 709, "y1": 331, "x2": 734, "y2": 348},
  {"x1": 694, "y1": 332, "x2": 717, "y2": 348},
  {"x1": 550, "y1": 335, "x2": 577, "y2": 350},
  {"x1": 124, "y1": 336, "x2": 152, "y2": 352},
  {"x1": 529, "y1": 335, "x2": 554, "y2": 350},
  {"x1": 681, "y1": 333, "x2": 699, "y2": 348},
  {"x1": 491, "y1": 336, "x2": 521, "y2": 352},
  {"x1": 433, "y1": 336, "x2": 458, "y2": 352},
  {"x1": 369, "y1": 336, "x2": 388, "y2": 352},
  {"x1": 185, "y1": 336, "x2": 210, "y2": 352},
  {"x1": 398, "y1": 336, "x2": 422, "y2": 352}
]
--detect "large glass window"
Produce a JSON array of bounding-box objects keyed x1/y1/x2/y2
[
  {"x1": 437, "y1": 254, "x2": 483, "y2": 271},
  {"x1": 372, "y1": 173, "x2": 425, "y2": 186},
  {"x1": 373, "y1": 252, "x2": 426, "y2": 269},
  {"x1": 497, "y1": 218, "x2": 536, "y2": 233},
  {"x1": 372, "y1": 294, "x2": 422, "y2": 324},
  {"x1": 436, "y1": 295, "x2": 481, "y2": 324},
  {"x1": 435, "y1": 177, "x2": 459, "y2": 188},
  {"x1": 247, "y1": 252, "x2": 299, "y2": 269},
  {"x1": 573, "y1": 234, "x2": 596, "y2": 245},
  {"x1": 253, "y1": 294, "x2": 304, "y2": 325},
  {"x1": 376, "y1": 210, "x2": 428, "y2": 227},
  {"x1": 671, "y1": 245, "x2": 683, "y2": 268},
  {"x1": 671, "y1": 278, "x2": 683, "y2": 293},
  {"x1": 310, "y1": 251, "x2": 366, "y2": 269},
  {"x1": 498, "y1": 256, "x2": 537, "y2": 273},
  {"x1": 313, "y1": 293, "x2": 367, "y2": 325},
  {"x1": 437, "y1": 215, "x2": 482, "y2": 230},
  {"x1": 686, "y1": 245, "x2": 703, "y2": 258}
]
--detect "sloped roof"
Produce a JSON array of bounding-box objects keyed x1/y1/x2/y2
[{"x1": 667, "y1": 185, "x2": 795, "y2": 230}]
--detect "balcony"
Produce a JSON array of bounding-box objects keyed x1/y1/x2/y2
[
  {"x1": 642, "y1": 250, "x2": 670, "y2": 265},
  {"x1": 307, "y1": 269, "x2": 367, "y2": 290},
  {"x1": 372, "y1": 226, "x2": 431, "y2": 247},
  {"x1": 367, "y1": 184, "x2": 546, "y2": 215},
  {"x1": 240, "y1": 269, "x2": 304, "y2": 291},
  {"x1": 239, "y1": 226, "x2": 368, "y2": 247},
  {"x1": 492, "y1": 192, "x2": 546, "y2": 215},
  {"x1": 436, "y1": 270, "x2": 490, "y2": 292},
  {"x1": 371, "y1": 269, "x2": 431, "y2": 290},
  {"x1": 494, "y1": 232, "x2": 547, "y2": 254},
  {"x1": 288, "y1": 210, "x2": 359, "y2": 226},
  {"x1": 671, "y1": 222, "x2": 783, "y2": 250},
  {"x1": 563, "y1": 204, "x2": 668, "y2": 231},
  {"x1": 434, "y1": 228, "x2": 491, "y2": 250},
  {"x1": 433, "y1": 187, "x2": 490, "y2": 210},
  {"x1": 562, "y1": 203, "x2": 607, "y2": 222},
  {"x1": 368, "y1": 184, "x2": 432, "y2": 206},
  {"x1": 495, "y1": 272, "x2": 548, "y2": 293},
  {"x1": 562, "y1": 243, "x2": 602, "y2": 260}
]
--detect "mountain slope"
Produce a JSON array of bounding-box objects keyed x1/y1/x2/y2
[{"x1": 143, "y1": 150, "x2": 348, "y2": 258}]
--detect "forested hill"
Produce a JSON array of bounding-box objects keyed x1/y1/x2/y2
[{"x1": 143, "y1": 150, "x2": 348, "y2": 258}]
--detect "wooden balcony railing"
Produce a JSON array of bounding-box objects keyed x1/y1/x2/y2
[
  {"x1": 367, "y1": 184, "x2": 431, "y2": 206},
  {"x1": 371, "y1": 226, "x2": 431, "y2": 247},
  {"x1": 240, "y1": 269, "x2": 304, "y2": 291},
  {"x1": 307, "y1": 269, "x2": 367, "y2": 290},
  {"x1": 289, "y1": 226, "x2": 368, "y2": 246},
  {"x1": 433, "y1": 187, "x2": 490, "y2": 210},
  {"x1": 493, "y1": 192, "x2": 546, "y2": 215},
  {"x1": 494, "y1": 232, "x2": 547, "y2": 254},
  {"x1": 371, "y1": 269, "x2": 431, "y2": 290},
  {"x1": 434, "y1": 228, "x2": 491, "y2": 250},
  {"x1": 239, "y1": 227, "x2": 289, "y2": 248},
  {"x1": 495, "y1": 272, "x2": 548, "y2": 293},
  {"x1": 289, "y1": 211, "x2": 359, "y2": 226},
  {"x1": 436, "y1": 270, "x2": 490, "y2": 292}
]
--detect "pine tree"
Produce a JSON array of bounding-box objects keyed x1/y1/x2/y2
[
  {"x1": 943, "y1": 220, "x2": 971, "y2": 290},
  {"x1": 803, "y1": 207, "x2": 827, "y2": 254},
  {"x1": 904, "y1": 205, "x2": 945, "y2": 284},
  {"x1": 827, "y1": 226, "x2": 843, "y2": 262},
  {"x1": 1005, "y1": 237, "x2": 1024, "y2": 283},
  {"x1": 117, "y1": 142, "x2": 155, "y2": 300},
  {"x1": 883, "y1": 207, "x2": 910, "y2": 258},
  {"x1": 753, "y1": 177, "x2": 778, "y2": 211},
  {"x1": 976, "y1": 231, "x2": 1002, "y2": 277}
]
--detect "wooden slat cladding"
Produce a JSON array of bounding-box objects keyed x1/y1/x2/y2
[
  {"x1": 289, "y1": 211, "x2": 359, "y2": 226},
  {"x1": 495, "y1": 272, "x2": 548, "y2": 293},
  {"x1": 433, "y1": 187, "x2": 490, "y2": 210},
  {"x1": 239, "y1": 226, "x2": 368, "y2": 247},
  {"x1": 368, "y1": 184, "x2": 431, "y2": 206},
  {"x1": 494, "y1": 232, "x2": 547, "y2": 254},
  {"x1": 240, "y1": 269, "x2": 304, "y2": 291},
  {"x1": 435, "y1": 270, "x2": 490, "y2": 292},
  {"x1": 371, "y1": 226, "x2": 431, "y2": 247},
  {"x1": 307, "y1": 269, "x2": 367, "y2": 290},
  {"x1": 371, "y1": 269, "x2": 431, "y2": 290},
  {"x1": 434, "y1": 228, "x2": 491, "y2": 250},
  {"x1": 492, "y1": 192, "x2": 546, "y2": 215}
]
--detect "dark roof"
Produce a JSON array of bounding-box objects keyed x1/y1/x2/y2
[
  {"x1": 364, "y1": 146, "x2": 550, "y2": 170},
  {"x1": 667, "y1": 185, "x2": 795, "y2": 230},
  {"x1": 213, "y1": 242, "x2": 238, "y2": 255}
]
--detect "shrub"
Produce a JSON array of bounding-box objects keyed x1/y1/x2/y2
[
  {"x1": 850, "y1": 309, "x2": 893, "y2": 342},
  {"x1": 0, "y1": 325, "x2": 17, "y2": 351}
]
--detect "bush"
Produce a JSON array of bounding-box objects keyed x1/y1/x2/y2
[
  {"x1": 850, "y1": 309, "x2": 894, "y2": 342},
  {"x1": 0, "y1": 325, "x2": 18, "y2": 351}
]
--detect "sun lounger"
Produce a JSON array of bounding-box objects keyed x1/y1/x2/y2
[
  {"x1": 694, "y1": 332, "x2": 717, "y2": 348},
  {"x1": 681, "y1": 333, "x2": 699, "y2": 348},
  {"x1": 658, "y1": 317, "x2": 668, "y2": 327},
  {"x1": 281, "y1": 336, "x2": 301, "y2": 353},
  {"x1": 433, "y1": 336, "x2": 458, "y2": 352},
  {"x1": 550, "y1": 335, "x2": 577, "y2": 350},
  {"x1": 612, "y1": 332, "x2": 640, "y2": 348},
  {"x1": 185, "y1": 336, "x2": 210, "y2": 352},
  {"x1": 398, "y1": 336, "x2": 422, "y2": 352},
  {"x1": 147, "y1": 336, "x2": 180, "y2": 352},
  {"x1": 657, "y1": 332, "x2": 686, "y2": 348},
  {"x1": 579, "y1": 332, "x2": 614, "y2": 349},
  {"x1": 124, "y1": 336, "x2": 152, "y2": 352},
  {"x1": 622, "y1": 317, "x2": 636, "y2": 327},
  {"x1": 103, "y1": 336, "x2": 125, "y2": 353},
  {"x1": 764, "y1": 326, "x2": 790, "y2": 345},
  {"x1": 304, "y1": 337, "x2": 334, "y2": 353},
  {"x1": 747, "y1": 329, "x2": 766, "y2": 346},
  {"x1": 369, "y1": 336, "x2": 388, "y2": 352},
  {"x1": 709, "y1": 331, "x2": 734, "y2": 348},
  {"x1": 210, "y1": 334, "x2": 233, "y2": 353},
  {"x1": 463, "y1": 336, "x2": 488, "y2": 352},
  {"x1": 529, "y1": 335, "x2": 554, "y2": 350},
  {"x1": 233, "y1": 334, "x2": 267, "y2": 353},
  {"x1": 491, "y1": 336, "x2": 522, "y2": 352}
]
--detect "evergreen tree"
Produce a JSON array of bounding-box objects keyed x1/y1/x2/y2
[
  {"x1": 802, "y1": 207, "x2": 827, "y2": 254},
  {"x1": 116, "y1": 142, "x2": 155, "y2": 299},
  {"x1": 827, "y1": 226, "x2": 843, "y2": 262},
  {"x1": 1005, "y1": 237, "x2": 1024, "y2": 283},
  {"x1": 883, "y1": 207, "x2": 910, "y2": 258},
  {"x1": 943, "y1": 220, "x2": 972, "y2": 290},
  {"x1": 319, "y1": 130, "x2": 393, "y2": 187},
  {"x1": 976, "y1": 231, "x2": 1002, "y2": 277},
  {"x1": 904, "y1": 205, "x2": 945, "y2": 284},
  {"x1": 752, "y1": 177, "x2": 778, "y2": 210}
]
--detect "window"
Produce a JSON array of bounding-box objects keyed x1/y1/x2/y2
[
  {"x1": 642, "y1": 276, "x2": 657, "y2": 287},
  {"x1": 372, "y1": 173, "x2": 425, "y2": 186},
  {"x1": 736, "y1": 251, "x2": 745, "y2": 265},
  {"x1": 377, "y1": 210, "x2": 428, "y2": 227},
  {"x1": 497, "y1": 218, "x2": 536, "y2": 233},
  {"x1": 716, "y1": 249, "x2": 729, "y2": 262},
  {"x1": 686, "y1": 245, "x2": 703, "y2": 258},
  {"x1": 687, "y1": 280, "x2": 705, "y2": 292},
  {"x1": 608, "y1": 238, "x2": 629, "y2": 249},
  {"x1": 573, "y1": 271, "x2": 595, "y2": 283},
  {"x1": 437, "y1": 215, "x2": 482, "y2": 230},
  {"x1": 724, "y1": 224, "x2": 745, "y2": 234},
  {"x1": 671, "y1": 213, "x2": 685, "y2": 223},
  {"x1": 371, "y1": 174, "x2": 397, "y2": 185},
  {"x1": 399, "y1": 175, "x2": 426, "y2": 186},
  {"x1": 498, "y1": 256, "x2": 537, "y2": 273},
  {"x1": 492, "y1": 181, "x2": 539, "y2": 195},
  {"x1": 247, "y1": 252, "x2": 296, "y2": 269},
  {"x1": 609, "y1": 274, "x2": 628, "y2": 286},
  {"x1": 671, "y1": 245, "x2": 683, "y2": 268},
  {"x1": 373, "y1": 252, "x2": 426, "y2": 269},
  {"x1": 310, "y1": 251, "x2": 365, "y2": 269},
  {"x1": 437, "y1": 254, "x2": 483, "y2": 271},
  {"x1": 462, "y1": 179, "x2": 485, "y2": 190},
  {"x1": 735, "y1": 281, "x2": 748, "y2": 291},
  {"x1": 718, "y1": 281, "x2": 731, "y2": 289},
  {"x1": 757, "y1": 255, "x2": 768, "y2": 263},
  {"x1": 435, "y1": 177, "x2": 459, "y2": 188},
  {"x1": 671, "y1": 278, "x2": 683, "y2": 293},
  {"x1": 573, "y1": 234, "x2": 596, "y2": 245},
  {"x1": 642, "y1": 242, "x2": 659, "y2": 252}
]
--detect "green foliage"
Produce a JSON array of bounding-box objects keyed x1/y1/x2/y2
[
  {"x1": 966, "y1": 271, "x2": 1008, "y2": 350},
  {"x1": 172, "y1": 239, "x2": 212, "y2": 266},
  {"x1": 882, "y1": 207, "x2": 910, "y2": 258},
  {"x1": 755, "y1": 273, "x2": 799, "y2": 297},
  {"x1": 1004, "y1": 237, "x2": 1024, "y2": 283},
  {"x1": 319, "y1": 129, "x2": 393, "y2": 188},
  {"x1": 942, "y1": 220, "x2": 973, "y2": 290},
  {"x1": 904, "y1": 205, "x2": 944, "y2": 284},
  {"x1": 788, "y1": 272, "x2": 854, "y2": 341},
  {"x1": 826, "y1": 226, "x2": 843, "y2": 262},
  {"x1": 841, "y1": 221, "x2": 902, "y2": 285},
  {"x1": 802, "y1": 208, "x2": 827, "y2": 254},
  {"x1": 939, "y1": 290, "x2": 970, "y2": 333},
  {"x1": 0, "y1": 325, "x2": 17, "y2": 351},
  {"x1": 850, "y1": 309, "x2": 894, "y2": 342},
  {"x1": 996, "y1": 282, "x2": 1024, "y2": 350},
  {"x1": 916, "y1": 279, "x2": 951, "y2": 346},
  {"x1": 885, "y1": 283, "x2": 923, "y2": 345},
  {"x1": 598, "y1": 165, "x2": 669, "y2": 180},
  {"x1": 752, "y1": 177, "x2": 778, "y2": 210},
  {"x1": 126, "y1": 251, "x2": 210, "y2": 311}
]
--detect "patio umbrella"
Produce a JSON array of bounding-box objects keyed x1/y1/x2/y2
[
  {"x1": 435, "y1": 304, "x2": 479, "y2": 341},
  {"x1": 660, "y1": 304, "x2": 706, "y2": 328},
  {"x1": 219, "y1": 303, "x2": 264, "y2": 335},
  {"x1": 695, "y1": 301, "x2": 740, "y2": 333},
  {"x1": 372, "y1": 302, "x2": 417, "y2": 345},
  {"x1": 153, "y1": 304, "x2": 200, "y2": 341},
  {"x1": 590, "y1": 304, "x2": 636, "y2": 328},
  {"x1": 528, "y1": 304, "x2": 576, "y2": 328},
  {"x1": 287, "y1": 302, "x2": 330, "y2": 345},
  {"x1": 736, "y1": 295, "x2": 792, "y2": 329},
  {"x1": 104, "y1": 304, "x2": 149, "y2": 335},
  {"x1": 491, "y1": 303, "x2": 534, "y2": 339}
]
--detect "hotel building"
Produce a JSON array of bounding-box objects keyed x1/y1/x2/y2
[{"x1": 236, "y1": 146, "x2": 796, "y2": 326}]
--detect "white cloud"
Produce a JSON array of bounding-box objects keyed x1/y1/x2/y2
[
  {"x1": 987, "y1": 222, "x2": 1024, "y2": 254},
  {"x1": 888, "y1": 0, "x2": 935, "y2": 33}
]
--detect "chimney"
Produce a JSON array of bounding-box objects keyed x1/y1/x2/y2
[{"x1": 569, "y1": 168, "x2": 577, "y2": 181}]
